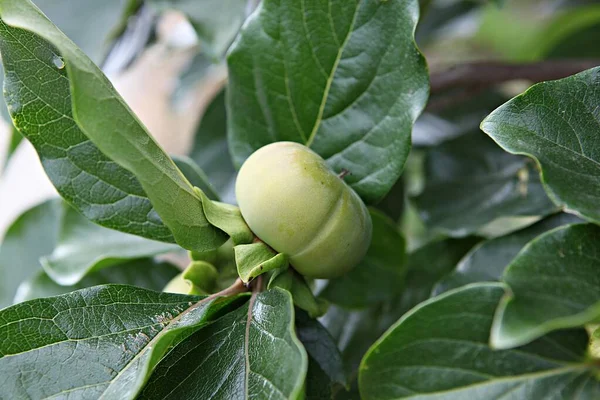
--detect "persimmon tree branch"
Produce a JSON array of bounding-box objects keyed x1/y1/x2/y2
[
  {"x1": 430, "y1": 59, "x2": 600, "y2": 93},
  {"x1": 427, "y1": 59, "x2": 600, "y2": 111}
]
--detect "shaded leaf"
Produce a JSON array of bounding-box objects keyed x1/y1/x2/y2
[
  {"x1": 139, "y1": 288, "x2": 307, "y2": 400},
  {"x1": 481, "y1": 67, "x2": 600, "y2": 224},
  {"x1": 0, "y1": 284, "x2": 245, "y2": 399},
  {"x1": 227, "y1": 0, "x2": 429, "y2": 203},
  {"x1": 0, "y1": 200, "x2": 63, "y2": 308},
  {"x1": 387, "y1": 237, "x2": 479, "y2": 321},
  {"x1": 491, "y1": 223, "x2": 600, "y2": 349},
  {"x1": 0, "y1": 0, "x2": 227, "y2": 250},
  {"x1": 296, "y1": 309, "x2": 347, "y2": 389},
  {"x1": 321, "y1": 209, "x2": 406, "y2": 309},
  {"x1": 433, "y1": 213, "x2": 582, "y2": 296},
  {"x1": 359, "y1": 284, "x2": 597, "y2": 400},
  {"x1": 415, "y1": 131, "x2": 557, "y2": 237},
  {"x1": 14, "y1": 259, "x2": 179, "y2": 303},
  {"x1": 41, "y1": 205, "x2": 179, "y2": 286}
]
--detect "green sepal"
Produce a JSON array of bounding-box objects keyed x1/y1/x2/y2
[
  {"x1": 234, "y1": 242, "x2": 288, "y2": 283},
  {"x1": 195, "y1": 187, "x2": 254, "y2": 245},
  {"x1": 269, "y1": 269, "x2": 329, "y2": 318}
]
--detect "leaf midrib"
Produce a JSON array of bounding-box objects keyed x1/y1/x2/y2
[{"x1": 304, "y1": 0, "x2": 361, "y2": 147}]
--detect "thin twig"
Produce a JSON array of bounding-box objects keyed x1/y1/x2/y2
[{"x1": 430, "y1": 59, "x2": 600, "y2": 93}]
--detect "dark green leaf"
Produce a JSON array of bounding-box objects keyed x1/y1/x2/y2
[
  {"x1": 320, "y1": 304, "x2": 388, "y2": 377},
  {"x1": 491, "y1": 223, "x2": 600, "y2": 349},
  {"x1": 321, "y1": 209, "x2": 406, "y2": 309},
  {"x1": 0, "y1": 0, "x2": 227, "y2": 251},
  {"x1": 147, "y1": 0, "x2": 249, "y2": 58},
  {"x1": 415, "y1": 131, "x2": 557, "y2": 237},
  {"x1": 14, "y1": 259, "x2": 179, "y2": 302},
  {"x1": 227, "y1": 0, "x2": 429, "y2": 203},
  {"x1": 189, "y1": 89, "x2": 237, "y2": 203},
  {"x1": 139, "y1": 288, "x2": 307, "y2": 400},
  {"x1": 374, "y1": 177, "x2": 404, "y2": 222},
  {"x1": 42, "y1": 205, "x2": 179, "y2": 285},
  {"x1": 0, "y1": 199, "x2": 63, "y2": 308},
  {"x1": 296, "y1": 309, "x2": 347, "y2": 389},
  {"x1": 433, "y1": 213, "x2": 582, "y2": 296},
  {"x1": 172, "y1": 155, "x2": 220, "y2": 200},
  {"x1": 482, "y1": 67, "x2": 600, "y2": 224},
  {"x1": 387, "y1": 237, "x2": 479, "y2": 321},
  {"x1": 0, "y1": 285, "x2": 245, "y2": 399},
  {"x1": 359, "y1": 284, "x2": 597, "y2": 400}
]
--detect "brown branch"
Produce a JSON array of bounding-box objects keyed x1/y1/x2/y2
[{"x1": 430, "y1": 59, "x2": 600, "y2": 94}]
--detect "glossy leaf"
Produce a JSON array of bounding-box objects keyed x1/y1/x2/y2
[
  {"x1": 360, "y1": 284, "x2": 597, "y2": 400},
  {"x1": 415, "y1": 131, "x2": 557, "y2": 237},
  {"x1": 321, "y1": 210, "x2": 407, "y2": 309},
  {"x1": 491, "y1": 223, "x2": 600, "y2": 349},
  {"x1": 433, "y1": 213, "x2": 582, "y2": 296},
  {"x1": 482, "y1": 67, "x2": 600, "y2": 224},
  {"x1": 14, "y1": 259, "x2": 179, "y2": 303},
  {"x1": 0, "y1": 0, "x2": 227, "y2": 250},
  {"x1": 139, "y1": 288, "x2": 307, "y2": 400},
  {"x1": 190, "y1": 90, "x2": 237, "y2": 203},
  {"x1": 41, "y1": 205, "x2": 179, "y2": 286},
  {"x1": 0, "y1": 285, "x2": 245, "y2": 399},
  {"x1": 227, "y1": 0, "x2": 429, "y2": 203},
  {"x1": 0, "y1": 200, "x2": 63, "y2": 308}
]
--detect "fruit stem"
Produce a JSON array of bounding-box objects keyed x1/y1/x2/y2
[{"x1": 338, "y1": 169, "x2": 350, "y2": 179}]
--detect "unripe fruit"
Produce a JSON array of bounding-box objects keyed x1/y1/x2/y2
[{"x1": 236, "y1": 142, "x2": 372, "y2": 279}]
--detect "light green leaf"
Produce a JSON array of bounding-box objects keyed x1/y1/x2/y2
[
  {"x1": 481, "y1": 67, "x2": 600, "y2": 224},
  {"x1": 41, "y1": 205, "x2": 179, "y2": 286},
  {"x1": 190, "y1": 90, "x2": 237, "y2": 202},
  {"x1": 172, "y1": 155, "x2": 220, "y2": 200},
  {"x1": 147, "y1": 0, "x2": 249, "y2": 58},
  {"x1": 0, "y1": 199, "x2": 63, "y2": 308},
  {"x1": 415, "y1": 131, "x2": 557, "y2": 237},
  {"x1": 359, "y1": 284, "x2": 597, "y2": 400},
  {"x1": 0, "y1": 0, "x2": 227, "y2": 250},
  {"x1": 433, "y1": 213, "x2": 582, "y2": 296},
  {"x1": 227, "y1": 0, "x2": 429, "y2": 203},
  {"x1": 235, "y1": 241, "x2": 288, "y2": 283},
  {"x1": 182, "y1": 260, "x2": 219, "y2": 294},
  {"x1": 491, "y1": 223, "x2": 600, "y2": 349},
  {"x1": 195, "y1": 187, "x2": 254, "y2": 245},
  {"x1": 14, "y1": 259, "x2": 179, "y2": 303},
  {"x1": 0, "y1": 284, "x2": 246, "y2": 399},
  {"x1": 321, "y1": 209, "x2": 407, "y2": 309},
  {"x1": 139, "y1": 288, "x2": 308, "y2": 400}
]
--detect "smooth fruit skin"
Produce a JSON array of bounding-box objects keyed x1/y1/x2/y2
[{"x1": 236, "y1": 142, "x2": 372, "y2": 279}]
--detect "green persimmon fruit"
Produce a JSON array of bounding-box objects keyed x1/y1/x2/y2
[{"x1": 236, "y1": 141, "x2": 372, "y2": 279}]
